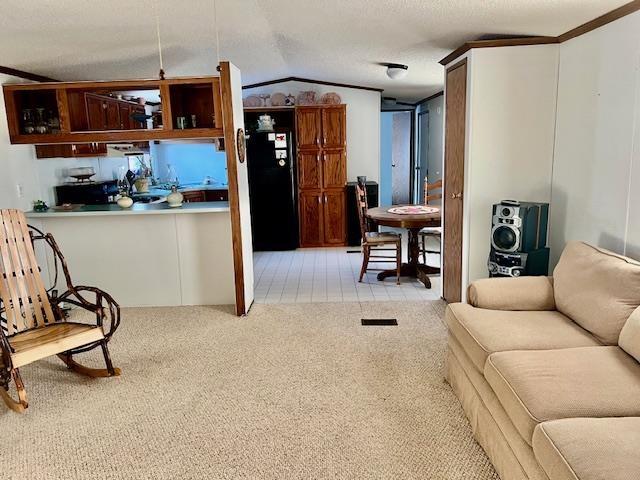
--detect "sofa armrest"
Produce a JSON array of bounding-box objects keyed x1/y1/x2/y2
[{"x1": 468, "y1": 276, "x2": 556, "y2": 311}]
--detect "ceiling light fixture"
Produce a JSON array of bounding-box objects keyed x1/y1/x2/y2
[{"x1": 384, "y1": 63, "x2": 408, "y2": 80}]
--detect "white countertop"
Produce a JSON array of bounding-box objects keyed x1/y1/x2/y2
[{"x1": 26, "y1": 201, "x2": 230, "y2": 218}]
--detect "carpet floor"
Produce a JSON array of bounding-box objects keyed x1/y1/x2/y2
[{"x1": 1, "y1": 301, "x2": 498, "y2": 480}]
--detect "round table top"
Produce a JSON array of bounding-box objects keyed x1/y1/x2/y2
[{"x1": 366, "y1": 205, "x2": 441, "y2": 229}]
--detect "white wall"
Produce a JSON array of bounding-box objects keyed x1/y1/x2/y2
[
  {"x1": 243, "y1": 80, "x2": 381, "y2": 182},
  {"x1": 0, "y1": 74, "x2": 41, "y2": 210},
  {"x1": 550, "y1": 11, "x2": 640, "y2": 264},
  {"x1": 463, "y1": 45, "x2": 559, "y2": 285}
]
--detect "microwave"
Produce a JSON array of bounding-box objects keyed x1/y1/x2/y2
[{"x1": 55, "y1": 180, "x2": 119, "y2": 205}]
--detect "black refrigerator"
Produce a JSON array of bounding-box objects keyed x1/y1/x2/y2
[{"x1": 247, "y1": 130, "x2": 299, "y2": 251}]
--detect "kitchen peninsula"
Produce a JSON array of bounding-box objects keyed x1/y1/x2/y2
[
  {"x1": 27, "y1": 201, "x2": 235, "y2": 307},
  {"x1": 3, "y1": 62, "x2": 254, "y2": 314}
]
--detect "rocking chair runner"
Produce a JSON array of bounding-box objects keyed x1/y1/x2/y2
[{"x1": 0, "y1": 209, "x2": 121, "y2": 413}]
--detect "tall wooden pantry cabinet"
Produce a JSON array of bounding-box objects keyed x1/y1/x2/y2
[{"x1": 295, "y1": 105, "x2": 347, "y2": 246}]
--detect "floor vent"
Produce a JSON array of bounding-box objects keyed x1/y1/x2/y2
[
  {"x1": 361, "y1": 318, "x2": 398, "y2": 326},
  {"x1": 346, "y1": 250, "x2": 361, "y2": 254}
]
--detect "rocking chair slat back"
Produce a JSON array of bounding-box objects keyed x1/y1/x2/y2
[{"x1": 0, "y1": 210, "x2": 55, "y2": 335}]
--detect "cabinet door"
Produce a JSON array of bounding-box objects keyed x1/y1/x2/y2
[
  {"x1": 299, "y1": 191, "x2": 324, "y2": 246},
  {"x1": 72, "y1": 144, "x2": 95, "y2": 156},
  {"x1": 35, "y1": 144, "x2": 73, "y2": 158},
  {"x1": 298, "y1": 151, "x2": 322, "y2": 189},
  {"x1": 182, "y1": 190, "x2": 207, "y2": 203},
  {"x1": 322, "y1": 189, "x2": 346, "y2": 244},
  {"x1": 105, "y1": 100, "x2": 121, "y2": 130},
  {"x1": 119, "y1": 104, "x2": 131, "y2": 129},
  {"x1": 86, "y1": 95, "x2": 106, "y2": 130},
  {"x1": 132, "y1": 106, "x2": 146, "y2": 129},
  {"x1": 322, "y1": 149, "x2": 346, "y2": 189},
  {"x1": 321, "y1": 105, "x2": 346, "y2": 148},
  {"x1": 205, "y1": 189, "x2": 228, "y2": 202},
  {"x1": 296, "y1": 107, "x2": 321, "y2": 149}
]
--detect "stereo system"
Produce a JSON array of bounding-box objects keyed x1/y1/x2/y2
[{"x1": 488, "y1": 200, "x2": 550, "y2": 277}]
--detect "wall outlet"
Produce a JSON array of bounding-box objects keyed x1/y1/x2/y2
[{"x1": 16, "y1": 183, "x2": 24, "y2": 198}]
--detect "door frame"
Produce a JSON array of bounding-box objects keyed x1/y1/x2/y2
[
  {"x1": 442, "y1": 57, "x2": 468, "y2": 303},
  {"x1": 380, "y1": 107, "x2": 416, "y2": 204},
  {"x1": 416, "y1": 109, "x2": 430, "y2": 203}
]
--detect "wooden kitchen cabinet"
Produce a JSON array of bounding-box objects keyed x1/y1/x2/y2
[
  {"x1": 299, "y1": 191, "x2": 324, "y2": 246},
  {"x1": 119, "y1": 103, "x2": 131, "y2": 130},
  {"x1": 296, "y1": 104, "x2": 347, "y2": 246},
  {"x1": 321, "y1": 149, "x2": 346, "y2": 189},
  {"x1": 321, "y1": 105, "x2": 346, "y2": 148},
  {"x1": 297, "y1": 151, "x2": 322, "y2": 189},
  {"x1": 181, "y1": 190, "x2": 207, "y2": 203},
  {"x1": 322, "y1": 190, "x2": 346, "y2": 244},
  {"x1": 3, "y1": 76, "x2": 224, "y2": 144},
  {"x1": 205, "y1": 189, "x2": 229, "y2": 202},
  {"x1": 35, "y1": 142, "x2": 107, "y2": 158},
  {"x1": 295, "y1": 107, "x2": 321, "y2": 149}
]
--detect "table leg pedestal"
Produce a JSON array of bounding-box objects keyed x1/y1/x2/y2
[{"x1": 375, "y1": 228, "x2": 440, "y2": 288}]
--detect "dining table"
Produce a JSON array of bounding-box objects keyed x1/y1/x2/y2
[{"x1": 366, "y1": 205, "x2": 441, "y2": 288}]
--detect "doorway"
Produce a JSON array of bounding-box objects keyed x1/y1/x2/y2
[{"x1": 380, "y1": 110, "x2": 415, "y2": 206}]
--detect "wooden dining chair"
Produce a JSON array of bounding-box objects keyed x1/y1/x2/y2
[
  {"x1": 355, "y1": 184, "x2": 402, "y2": 284},
  {"x1": 419, "y1": 178, "x2": 443, "y2": 265},
  {"x1": 0, "y1": 209, "x2": 121, "y2": 413}
]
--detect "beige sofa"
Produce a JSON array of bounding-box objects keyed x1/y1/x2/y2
[{"x1": 445, "y1": 241, "x2": 640, "y2": 480}]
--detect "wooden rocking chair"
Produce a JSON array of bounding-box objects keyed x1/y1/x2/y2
[{"x1": 0, "y1": 209, "x2": 121, "y2": 413}]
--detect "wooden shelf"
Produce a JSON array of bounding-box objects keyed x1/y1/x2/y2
[
  {"x1": 2, "y1": 76, "x2": 223, "y2": 145},
  {"x1": 9, "y1": 127, "x2": 224, "y2": 145}
]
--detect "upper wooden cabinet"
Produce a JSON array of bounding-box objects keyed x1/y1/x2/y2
[
  {"x1": 296, "y1": 105, "x2": 346, "y2": 150},
  {"x1": 321, "y1": 105, "x2": 346, "y2": 148},
  {"x1": 2, "y1": 76, "x2": 224, "y2": 145},
  {"x1": 296, "y1": 107, "x2": 321, "y2": 149}
]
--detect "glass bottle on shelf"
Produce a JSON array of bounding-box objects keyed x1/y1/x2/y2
[
  {"x1": 22, "y1": 109, "x2": 35, "y2": 134},
  {"x1": 47, "y1": 110, "x2": 60, "y2": 133},
  {"x1": 35, "y1": 108, "x2": 49, "y2": 134}
]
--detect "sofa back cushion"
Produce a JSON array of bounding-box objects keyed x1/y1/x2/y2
[
  {"x1": 619, "y1": 307, "x2": 640, "y2": 362},
  {"x1": 553, "y1": 241, "x2": 640, "y2": 345}
]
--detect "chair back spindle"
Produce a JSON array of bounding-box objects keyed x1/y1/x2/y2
[
  {"x1": 423, "y1": 178, "x2": 443, "y2": 205},
  {"x1": 0, "y1": 210, "x2": 56, "y2": 336},
  {"x1": 355, "y1": 184, "x2": 370, "y2": 243}
]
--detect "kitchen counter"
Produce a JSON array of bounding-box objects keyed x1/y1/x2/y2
[{"x1": 26, "y1": 201, "x2": 230, "y2": 218}]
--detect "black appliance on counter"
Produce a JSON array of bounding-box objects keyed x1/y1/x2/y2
[
  {"x1": 55, "y1": 180, "x2": 119, "y2": 205},
  {"x1": 346, "y1": 181, "x2": 378, "y2": 246},
  {"x1": 247, "y1": 130, "x2": 299, "y2": 251}
]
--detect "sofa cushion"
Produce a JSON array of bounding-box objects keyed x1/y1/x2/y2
[
  {"x1": 533, "y1": 417, "x2": 640, "y2": 480},
  {"x1": 553, "y1": 241, "x2": 640, "y2": 345},
  {"x1": 468, "y1": 276, "x2": 556, "y2": 311},
  {"x1": 484, "y1": 346, "x2": 640, "y2": 445},
  {"x1": 446, "y1": 303, "x2": 600, "y2": 373},
  {"x1": 619, "y1": 306, "x2": 640, "y2": 363}
]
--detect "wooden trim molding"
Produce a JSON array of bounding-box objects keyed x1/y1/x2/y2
[
  {"x1": 0, "y1": 66, "x2": 59, "y2": 83},
  {"x1": 219, "y1": 61, "x2": 247, "y2": 316},
  {"x1": 558, "y1": 0, "x2": 640, "y2": 42},
  {"x1": 439, "y1": 0, "x2": 640, "y2": 65},
  {"x1": 440, "y1": 37, "x2": 558, "y2": 66},
  {"x1": 243, "y1": 76, "x2": 384, "y2": 92},
  {"x1": 414, "y1": 91, "x2": 443, "y2": 106}
]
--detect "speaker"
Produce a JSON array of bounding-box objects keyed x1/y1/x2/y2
[{"x1": 491, "y1": 200, "x2": 549, "y2": 254}]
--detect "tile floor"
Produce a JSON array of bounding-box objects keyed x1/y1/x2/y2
[{"x1": 254, "y1": 246, "x2": 441, "y2": 304}]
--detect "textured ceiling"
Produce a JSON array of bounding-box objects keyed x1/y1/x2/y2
[{"x1": 0, "y1": 0, "x2": 630, "y2": 102}]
